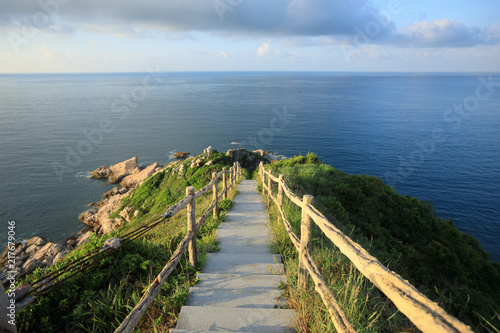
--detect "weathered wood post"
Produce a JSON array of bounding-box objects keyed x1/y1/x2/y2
[
  {"x1": 278, "y1": 174, "x2": 284, "y2": 207},
  {"x1": 267, "y1": 170, "x2": 272, "y2": 206},
  {"x1": 212, "y1": 172, "x2": 219, "y2": 220},
  {"x1": 231, "y1": 163, "x2": 235, "y2": 187},
  {"x1": 222, "y1": 167, "x2": 228, "y2": 200},
  {"x1": 236, "y1": 162, "x2": 240, "y2": 182},
  {"x1": 186, "y1": 186, "x2": 197, "y2": 268},
  {"x1": 259, "y1": 162, "x2": 264, "y2": 182},
  {"x1": 298, "y1": 194, "x2": 314, "y2": 288},
  {"x1": 261, "y1": 163, "x2": 266, "y2": 197}
]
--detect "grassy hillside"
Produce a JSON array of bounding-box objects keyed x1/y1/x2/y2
[
  {"x1": 263, "y1": 154, "x2": 500, "y2": 332},
  {"x1": 17, "y1": 151, "x2": 240, "y2": 332}
]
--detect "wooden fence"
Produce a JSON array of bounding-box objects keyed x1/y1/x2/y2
[
  {"x1": 259, "y1": 162, "x2": 472, "y2": 333},
  {"x1": 114, "y1": 162, "x2": 242, "y2": 333}
]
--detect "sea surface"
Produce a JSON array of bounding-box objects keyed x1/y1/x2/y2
[{"x1": 0, "y1": 72, "x2": 499, "y2": 261}]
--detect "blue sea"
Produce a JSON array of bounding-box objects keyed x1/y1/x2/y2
[{"x1": 0, "y1": 72, "x2": 499, "y2": 261}]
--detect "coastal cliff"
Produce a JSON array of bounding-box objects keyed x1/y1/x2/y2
[
  {"x1": 9, "y1": 148, "x2": 499, "y2": 332},
  {"x1": 0, "y1": 148, "x2": 269, "y2": 284}
]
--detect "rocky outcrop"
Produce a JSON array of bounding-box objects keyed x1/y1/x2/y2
[
  {"x1": 120, "y1": 162, "x2": 161, "y2": 189},
  {"x1": 0, "y1": 232, "x2": 92, "y2": 283},
  {"x1": 81, "y1": 157, "x2": 164, "y2": 236},
  {"x1": 226, "y1": 148, "x2": 270, "y2": 171},
  {"x1": 90, "y1": 156, "x2": 139, "y2": 184},
  {"x1": 79, "y1": 191, "x2": 129, "y2": 236},
  {"x1": 174, "y1": 152, "x2": 190, "y2": 159},
  {"x1": 0, "y1": 157, "x2": 164, "y2": 283},
  {"x1": 90, "y1": 165, "x2": 112, "y2": 179}
]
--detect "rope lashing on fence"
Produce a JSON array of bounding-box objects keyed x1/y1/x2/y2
[
  {"x1": 14, "y1": 213, "x2": 168, "y2": 309},
  {"x1": 12, "y1": 163, "x2": 242, "y2": 314},
  {"x1": 259, "y1": 162, "x2": 473, "y2": 333}
]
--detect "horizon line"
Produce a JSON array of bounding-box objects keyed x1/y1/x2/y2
[{"x1": 1, "y1": 70, "x2": 499, "y2": 75}]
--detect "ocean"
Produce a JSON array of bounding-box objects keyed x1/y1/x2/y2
[{"x1": 0, "y1": 72, "x2": 499, "y2": 261}]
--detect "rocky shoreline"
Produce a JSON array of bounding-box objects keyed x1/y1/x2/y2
[
  {"x1": 0, "y1": 147, "x2": 277, "y2": 283},
  {"x1": 0, "y1": 156, "x2": 163, "y2": 283}
]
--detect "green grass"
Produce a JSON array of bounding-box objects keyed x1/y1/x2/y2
[
  {"x1": 260, "y1": 153, "x2": 500, "y2": 332},
  {"x1": 17, "y1": 152, "x2": 240, "y2": 332}
]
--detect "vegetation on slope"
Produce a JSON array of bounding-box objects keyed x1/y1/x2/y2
[
  {"x1": 17, "y1": 151, "x2": 238, "y2": 332},
  {"x1": 263, "y1": 154, "x2": 500, "y2": 332}
]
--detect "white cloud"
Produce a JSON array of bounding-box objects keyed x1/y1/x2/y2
[
  {"x1": 393, "y1": 19, "x2": 499, "y2": 48},
  {"x1": 257, "y1": 42, "x2": 270, "y2": 56},
  {"x1": 41, "y1": 43, "x2": 55, "y2": 59},
  {"x1": 219, "y1": 51, "x2": 229, "y2": 58}
]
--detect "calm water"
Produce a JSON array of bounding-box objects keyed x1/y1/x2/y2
[{"x1": 0, "y1": 72, "x2": 499, "y2": 261}]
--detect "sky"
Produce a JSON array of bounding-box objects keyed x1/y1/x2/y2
[{"x1": 0, "y1": 0, "x2": 499, "y2": 73}]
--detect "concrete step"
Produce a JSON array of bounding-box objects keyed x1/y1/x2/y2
[
  {"x1": 194, "y1": 273, "x2": 285, "y2": 290},
  {"x1": 216, "y1": 226, "x2": 272, "y2": 245},
  {"x1": 216, "y1": 244, "x2": 276, "y2": 254},
  {"x1": 175, "y1": 306, "x2": 297, "y2": 332},
  {"x1": 185, "y1": 287, "x2": 283, "y2": 308},
  {"x1": 202, "y1": 253, "x2": 283, "y2": 275}
]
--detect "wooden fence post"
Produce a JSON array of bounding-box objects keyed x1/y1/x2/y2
[
  {"x1": 267, "y1": 170, "x2": 272, "y2": 206},
  {"x1": 223, "y1": 167, "x2": 227, "y2": 200},
  {"x1": 186, "y1": 186, "x2": 197, "y2": 268},
  {"x1": 278, "y1": 174, "x2": 284, "y2": 207},
  {"x1": 232, "y1": 163, "x2": 235, "y2": 187},
  {"x1": 212, "y1": 172, "x2": 219, "y2": 220},
  {"x1": 299, "y1": 194, "x2": 314, "y2": 288}
]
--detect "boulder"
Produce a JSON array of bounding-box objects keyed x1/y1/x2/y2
[
  {"x1": 108, "y1": 157, "x2": 138, "y2": 183},
  {"x1": 119, "y1": 207, "x2": 133, "y2": 223},
  {"x1": 25, "y1": 244, "x2": 39, "y2": 254},
  {"x1": 26, "y1": 236, "x2": 47, "y2": 247},
  {"x1": 53, "y1": 252, "x2": 66, "y2": 264},
  {"x1": 120, "y1": 162, "x2": 160, "y2": 189},
  {"x1": 66, "y1": 236, "x2": 77, "y2": 247},
  {"x1": 100, "y1": 219, "x2": 116, "y2": 235},
  {"x1": 226, "y1": 148, "x2": 269, "y2": 172},
  {"x1": 90, "y1": 165, "x2": 112, "y2": 179},
  {"x1": 22, "y1": 258, "x2": 38, "y2": 275},
  {"x1": 79, "y1": 207, "x2": 98, "y2": 222},
  {"x1": 76, "y1": 231, "x2": 92, "y2": 247},
  {"x1": 33, "y1": 242, "x2": 62, "y2": 261},
  {"x1": 174, "y1": 152, "x2": 190, "y2": 159},
  {"x1": 103, "y1": 187, "x2": 129, "y2": 198}
]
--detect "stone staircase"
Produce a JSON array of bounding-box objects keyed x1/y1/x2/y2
[{"x1": 172, "y1": 180, "x2": 297, "y2": 332}]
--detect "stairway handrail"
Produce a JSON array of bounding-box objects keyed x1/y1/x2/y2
[{"x1": 115, "y1": 162, "x2": 242, "y2": 333}]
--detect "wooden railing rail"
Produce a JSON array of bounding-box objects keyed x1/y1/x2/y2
[
  {"x1": 115, "y1": 162, "x2": 242, "y2": 333},
  {"x1": 259, "y1": 162, "x2": 472, "y2": 333}
]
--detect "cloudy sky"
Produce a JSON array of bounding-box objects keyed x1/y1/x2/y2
[{"x1": 1, "y1": 0, "x2": 499, "y2": 73}]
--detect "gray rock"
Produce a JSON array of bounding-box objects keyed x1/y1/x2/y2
[
  {"x1": 26, "y1": 236, "x2": 46, "y2": 247},
  {"x1": 90, "y1": 165, "x2": 112, "y2": 179},
  {"x1": 76, "y1": 231, "x2": 92, "y2": 247},
  {"x1": 22, "y1": 258, "x2": 38, "y2": 274}
]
